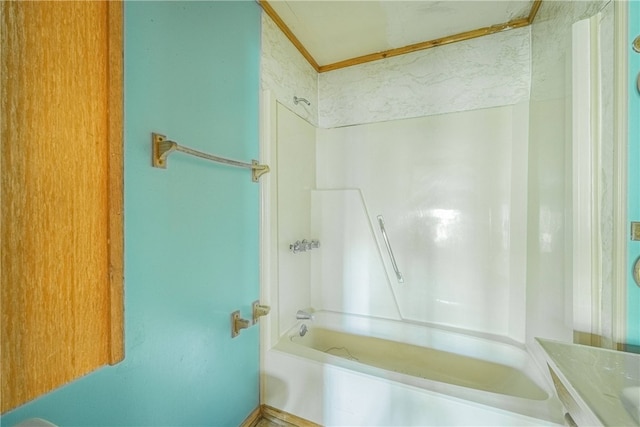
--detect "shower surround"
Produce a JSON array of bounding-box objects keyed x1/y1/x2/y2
[
  {"x1": 261, "y1": 98, "x2": 555, "y2": 425},
  {"x1": 312, "y1": 104, "x2": 529, "y2": 340},
  {"x1": 260, "y1": 0, "x2": 614, "y2": 424},
  {"x1": 260, "y1": 6, "x2": 541, "y2": 425}
]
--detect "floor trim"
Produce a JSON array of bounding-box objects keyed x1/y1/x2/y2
[
  {"x1": 261, "y1": 404, "x2": 321, "y2": 427},
  {"x1": 239, "y1": 406, "x2": 262, "y2": 427}
]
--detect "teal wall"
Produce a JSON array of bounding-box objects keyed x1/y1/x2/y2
[
  {"x1": 1, "y1": 2, "x2": 261, "y2": 425},
  {"x1": 629, "y1": 0, "x2": 640, "y2": 346}
]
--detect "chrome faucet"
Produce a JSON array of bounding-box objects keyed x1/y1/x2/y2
[
  {"x1": 299, "y1": 324, "x2": 308, "y2": 337},
  {"x1": 296, "y1": 309, "x2": 314, "y2": 320}
]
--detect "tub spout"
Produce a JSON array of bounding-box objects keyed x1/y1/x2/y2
[{"x1": 296, "y1": 309, "x2": 314, "y2": 320}]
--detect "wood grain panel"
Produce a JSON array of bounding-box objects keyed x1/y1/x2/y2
[
  {"x1": 1, "y1": 1, "x2": 123, "y2": 413},
  {"x1": 107, "y1": 0, "x2": 124, "y2": 366}
]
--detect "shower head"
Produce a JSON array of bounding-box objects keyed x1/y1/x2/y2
[{"x1": 293, "y1": 96, "x2": 311, "y2": 106}]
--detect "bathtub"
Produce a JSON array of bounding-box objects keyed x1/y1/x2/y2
[{"x1": 263, "y1": 311, "x2": 564, "y2": 426}]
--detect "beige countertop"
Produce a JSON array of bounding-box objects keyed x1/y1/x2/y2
[{"x1": 537, "y1": 338, "x2": 639, "y2": 426}]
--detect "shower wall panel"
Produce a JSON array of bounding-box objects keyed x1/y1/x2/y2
[
  {"x1": 310, "y1": 189, "x2": 402, "y2": 320},
  {"x1": 526, "y1": 0, "x2": 609, "y2": 357},
  {"x1": 276, "y1": 103, "x2": 316, "y2": 336},
  {"x1": 315, "y1": 105, "x2": 529, "y2": 340}
]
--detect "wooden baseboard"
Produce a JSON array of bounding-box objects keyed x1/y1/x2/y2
[
  {"x1": 261, "y1": 404, "x2": 321, "y2": 427},
  {"x1": 240, "y1": 405, "x2": 262, "y2": 427}
]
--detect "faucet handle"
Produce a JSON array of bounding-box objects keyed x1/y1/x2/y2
[
  {"x1": 290, "y1": 240, "x2": 302, "y2": 253},
  {"x1": 290, "y1": 239, "x2": 320, "y2": 253}
]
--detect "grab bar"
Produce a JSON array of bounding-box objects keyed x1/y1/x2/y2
[{"x1": 377, "y1": 215, "x2": 404, "y2": 283}]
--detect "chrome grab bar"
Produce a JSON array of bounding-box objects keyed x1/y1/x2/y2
[{"x1": 377, "y1": 215, "x2": 404, "y2": 283}]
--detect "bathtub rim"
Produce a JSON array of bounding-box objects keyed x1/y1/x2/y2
[
  {"x1": 287, "y1": 310, "x2": 548, "y2": 373},
  {"x1": 270, "y1": 310, "x2": 564, "y2": 424}
]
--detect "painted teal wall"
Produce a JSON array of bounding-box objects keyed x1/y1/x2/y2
[
  {"x1": 629, "y1": 0, "x2": 640, "y2": 346},
  {"x1": 1, "y1": 2, "x2": 261, "y2": 425}
]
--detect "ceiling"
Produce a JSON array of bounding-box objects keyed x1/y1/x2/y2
[{"x1": 262, "y1": 0, "x2": 541, "y2": 72}]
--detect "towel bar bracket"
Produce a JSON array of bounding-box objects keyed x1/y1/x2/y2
[
  {"x1": 152, "y1": 132, "x2": 174, "y2": 169},
  {"x1": 251, "y1": 160, "x2": 270, "y2": 183}
]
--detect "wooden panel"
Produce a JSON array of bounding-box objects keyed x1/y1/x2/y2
[
  {"x1": 1, "y1": 1, "x2": 123, "y2": 413},
  {"x1": 107, "y1": 1, "x2": 124, "y2": 366}
]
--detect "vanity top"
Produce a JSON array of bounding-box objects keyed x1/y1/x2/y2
[{"x1": 537, "y1": 338, "x2": 640, "y2": 426}]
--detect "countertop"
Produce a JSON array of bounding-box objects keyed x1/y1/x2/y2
[{"x1": 537, "y1": 338, "x2": 639, "y2": 426}]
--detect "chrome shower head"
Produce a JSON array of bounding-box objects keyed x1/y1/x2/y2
[{"x1": 293, "y1": 96, "x2": 311, "y2": 106}]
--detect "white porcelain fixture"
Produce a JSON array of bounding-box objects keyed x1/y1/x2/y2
[
  {"x1": 265, "y1": 311, "x2": 563, "y2": 426},
  {"x1": 261, "y1": 97, "x2": 562, "y2": 425}
]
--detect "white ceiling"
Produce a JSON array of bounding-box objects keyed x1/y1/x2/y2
[{"x1": 267, "y1": 1, "x2": 535, "y2": 67}]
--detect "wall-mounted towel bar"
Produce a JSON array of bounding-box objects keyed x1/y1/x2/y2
[
  {"x1": 151, "y1": 133, "x2": 270, "y2": 182},
  {"x1": 377, "y1": 215, "x2": 404, "y2": 283}
]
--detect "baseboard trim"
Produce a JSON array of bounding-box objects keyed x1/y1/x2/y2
[
  {"x1": 261, "y1": 404, "x2": 321, "y2": 427},
  {"x1": 240, "y1": 405, "x2": 262, "y2": 427}
]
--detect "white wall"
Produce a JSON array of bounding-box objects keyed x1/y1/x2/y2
[
  {"x1": 525, "y1": 0, "x2": 610, "y2": 359},
  {"x1": 261, "y1": 9, "x2": 532, "y2": 131},
  {"x1": 596, "y1": 2, "x2": 616, "y2": 347},
  {"x1": 261, "y1": 13, "x2": 318, "y2": 126},
  {"x1": 274, "y1": 103, "x2": 316, "y2": 337},
  {"x1": 261, "y1": 0, "x2": 615, "y2": 348},
  {"x1": 318, "y1": 27, "x2": 531, "y2": 128},
  {"x1": 261, "y1": 8, "x2": 533, "y2": 343},
  {"x1": 260, "y1": 13, "x2": 320, "y2": 341},
  {"x1": 314, "y1": 104, "x2": 529, "y2": 340}
]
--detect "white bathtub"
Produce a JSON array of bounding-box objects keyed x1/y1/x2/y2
[{"x1": 263, "y1": 311, "x2": 564, "y2": 426}]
